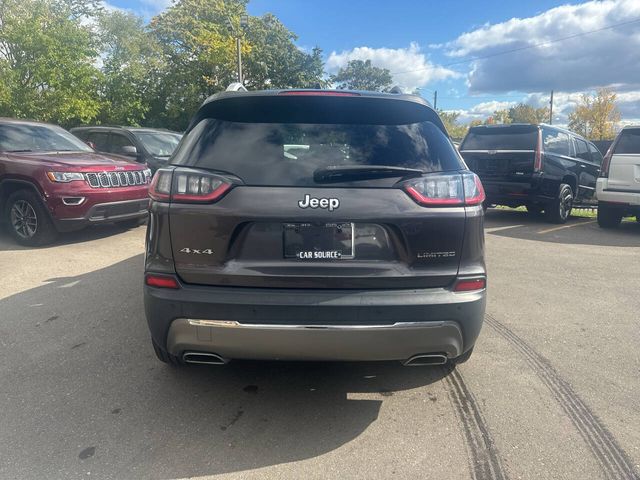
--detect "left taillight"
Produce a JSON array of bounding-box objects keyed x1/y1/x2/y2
[
  {"x1": 149, "y1": 168, "x2": 232, "y2": 203},
  {"x1": 404, "y1": 172, "x2": 485, "y2": 207}
]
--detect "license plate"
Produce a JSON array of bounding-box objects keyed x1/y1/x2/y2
[{"x1": 283, "y1": 223, "x2": 354, "y2": 260}]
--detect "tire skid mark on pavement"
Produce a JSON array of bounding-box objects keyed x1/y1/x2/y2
[
  {"x1": 444, "y1": 365, "x2": 509, "y2": 480},
  {"x1": 485, "y1": 313, "x2": 639, "y2": 480}
]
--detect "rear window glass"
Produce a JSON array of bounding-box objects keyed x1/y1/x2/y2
[
  {"x1": 461, "y1": 127, "x2": 537, "y2": 151},
  {"x1": 614, "y1": 129, "x2": 640, "y2": 154},
  {"x1": 171, "y1": 119, "x2": 464, "y2": 186}
]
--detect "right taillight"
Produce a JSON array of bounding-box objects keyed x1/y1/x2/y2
[
  {"x1": 148, "y1": 168, "x2": 233, "y2": 203},
  {"x1": 534, "y1": 129, "x2": 543, "y2": 172},
  {"x1": 404, "y1": 172, "x2": 485, "y2": 207}
]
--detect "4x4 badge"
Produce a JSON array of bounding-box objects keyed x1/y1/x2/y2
[
  {"x1": 298, "y1": 194, "x2": 340, "y2": 212},
  {"x1": 180, "y1": 248, "x2": 214, "y2": 255}
]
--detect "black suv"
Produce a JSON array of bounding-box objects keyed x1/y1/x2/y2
[
  {"x1": 71, "y1": 126, "x2": 182, "y2": 173},
  {"x1": 144, "y1": 89, "x2": 486, "y2": 367},
  {"x1": 460, "y1": 124, "x2": 602, "y2": 222}
]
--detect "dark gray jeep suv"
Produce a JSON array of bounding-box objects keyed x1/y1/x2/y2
[{"x1": 144, "y1": 89, "x2": 486, "y2": 367}]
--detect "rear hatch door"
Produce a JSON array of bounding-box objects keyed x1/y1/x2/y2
[
  {"x1": 167, "y1": 93, "x2": 469, "y2": 289},
  {"x1": 460, "y1": 125, "x2": 538, "y2": 181},
  {"x1": 608, "y1": 128, "x2": 640, "y2": 192}
]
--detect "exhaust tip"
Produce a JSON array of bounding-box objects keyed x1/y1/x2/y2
[
  {"x1": 182, "y1": 352, "x2": 228, "y2": 365},
  {"x1": 403, "y1": 354, "x2": 448, "y2": 367}
]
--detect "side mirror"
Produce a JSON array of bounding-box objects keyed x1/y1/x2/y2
[
  {"x1": 86, "y1": 141, "x2": 97, "y2": 150},
  {"x1": 121, "y1": 145, "x2": 138, "y2": 157}
]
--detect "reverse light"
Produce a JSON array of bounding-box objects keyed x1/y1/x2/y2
[
  {"x1": 145, "y1": 274, "x2": 180, "y2": 289},
  {"x1": 47, "y1": 172, "x2": 85, "y2": 183},
  {"x1": 454, "y1": 278, "x2": 486, "y2": 292},
  {"x1": 404, "y1": 172, "x2": 485, "y2": 207},
  {"x1": 149, "y1": 169, "x2": 172, "y2": 201}
]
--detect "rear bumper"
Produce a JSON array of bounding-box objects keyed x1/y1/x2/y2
[
  {"x1": 481, "y1": 177, "x2": 549, "y2": 205},
  {"x1": 53, "y1": 198, "x2": 149, "y2": 232},
  {"x1": 144, "y1": 282, "x2": 486, "y2": 362}
]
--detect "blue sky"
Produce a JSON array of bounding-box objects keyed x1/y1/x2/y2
[{"x1": 107, "y1": 0, "x2": 640, "y2": 124}]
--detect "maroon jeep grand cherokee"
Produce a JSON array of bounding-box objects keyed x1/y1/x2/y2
[{"x1": 0, "y1": 118, "x2": 151, "y2": 246}]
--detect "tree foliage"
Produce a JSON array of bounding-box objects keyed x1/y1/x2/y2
[
  {"x1": 490, "y1": 103, "x2": 549, "y2": 125},
  {"x1": 568, "y1": 88, "x2": 620, "y2": 140},
  {"x1": 331, "y1": 59, "x2": 393, "y2": 91},
  {"x1": 438, "y1": 111, "x2": 468, "y2": 140},
  {"x1": 0, "y1": 0, "x2": 103, "y2": 127}
]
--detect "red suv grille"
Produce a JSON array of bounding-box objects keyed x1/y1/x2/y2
[{"x1": 85, "y1": 171, "x2": 150, "y2": 188}]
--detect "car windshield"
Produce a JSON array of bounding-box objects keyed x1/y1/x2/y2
[
  {"x1": 613, "y1": 128, "x2": 640, "y2": 154},
  {"x1": 171, "y1": 119, "x2": 464, "y2": 186},
  {"x1": 0, "y1": 123, "x2": 94, "y2": 153},
  {"x1": 133, "y1": 131, "x2": 182, "y2": 157}
]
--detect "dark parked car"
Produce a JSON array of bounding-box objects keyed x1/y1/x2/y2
[
  {"x1": 0, "y1": 118, "x2": 151, "y2": 246},
  {"x1": 459, "y1": 124, "x2": 602, "y2": 223},
  {"x1": 144, "y1": 89, "x2": 487, "y2": 368},
  {"x1": 71, "y1": 126, "x2": 182, "y2": 173}
]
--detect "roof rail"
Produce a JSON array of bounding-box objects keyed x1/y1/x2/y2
[{"x1": 226, "y1": 83, "x2": 248, "y2": 92}]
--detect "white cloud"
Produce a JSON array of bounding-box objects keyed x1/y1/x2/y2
[
  {"x1": 445, "y1": 0, "x2": 640, "y2": 93},
  {"x1": 446, "y1": 100, "x2": 517, "y2": 123},
  {"x1": 326, "y1": 43, "x2": 459, "y2": 92}
]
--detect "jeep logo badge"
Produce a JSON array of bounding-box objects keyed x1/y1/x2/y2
[{"x1": 298, "y1": 194, "x2": 340, "y2": 212}]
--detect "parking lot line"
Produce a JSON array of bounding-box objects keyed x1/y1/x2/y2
[{"x1": 537, "y1": 220, "x2": 596, "y2": 235}]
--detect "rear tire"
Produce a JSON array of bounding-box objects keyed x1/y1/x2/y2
[
  {"x1": 597, "y1": 205, "x2": 623, "y2": 229},
  {"x1": 545, "y1": 183, "x2": 573, "y2": 224},
  {"x1": 453, "y1": 347, "x2": 474, "y2": 365},
  {"x1": 5, "y1": 189, "x2": 58, "y2": 246},
  {"x1": 152, "y1": 339, "x2": 182, "y2": 366}
]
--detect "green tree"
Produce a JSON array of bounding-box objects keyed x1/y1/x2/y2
[
  {"x1": 147, "y1": 0, "x2": 326, "y2": 130},
  {"x1": 568, "y1": 88, "x2": 620, "y2": 140},
  {"x1": 243, "y1": 14, "x2": 325, "y2": 90},
  {"x1": 0, "y1": 0, "x2": 102, "y2": 127},
  {"x1": 438, "y1": 110, "x2": 468, "y2": 140},
  {"x1": 507, "y1": 103, "x2": 549, "y2": 124},
  {"x1": 96, "y1": 10, "x2": 164, "y2": 126},
  {"x1": 331, "y1": 59, "x2": 393, "y2": 91},
  {"x1": 492, "y1": 109, "x2": 511, "y2": 125}
]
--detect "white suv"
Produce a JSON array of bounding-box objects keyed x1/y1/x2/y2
[{"x1": 596, "y1": 126, "x2": 640, "y2": 228}]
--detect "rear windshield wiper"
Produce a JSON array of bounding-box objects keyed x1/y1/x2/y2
[{"x1": 314, "y1": 165, "x2": 424, "y2": 183}]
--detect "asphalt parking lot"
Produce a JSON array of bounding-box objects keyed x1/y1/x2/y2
[{"x1": 1, "y1": 210, "x2": 639, "y2": 480}]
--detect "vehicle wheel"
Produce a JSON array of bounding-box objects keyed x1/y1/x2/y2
[
  {"x1": 453, "y1": 347, "x2": 474, "y2": 365},
  {"x1": 5, "y1": 190, "x2": 58, "y2": 246},
  {"x1": 152, "y1": 339, "x2": 182, "y2": 366},
  {"x1": 597, "y1": 205, "x2": 622, "y2": 229},
  {"x1": 526, "y1": 204, "x2": 544, "y2": 216},
  {"x1": 545, "y1": 183, "x2": 573, "y2": 224}
]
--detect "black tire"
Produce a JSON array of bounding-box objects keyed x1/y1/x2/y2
[
  {"x1": 5, "y1": 189, "x2": 58, "y2": 246},
  {"x1": 526, "y1": 204, "x2": 544, "y2": 216},
  {"x1": 545, "y1": 183, "x2": 573, "y2": 224},
  {"x1": 453, "y1": 347, "x2": 474, "y2": 365},
  {"x1": 152, "y1": 339, "x2": 182, "y2": 366},
  {"x1": 597, "y1": 205, "x2": 623, "y2": 229}
]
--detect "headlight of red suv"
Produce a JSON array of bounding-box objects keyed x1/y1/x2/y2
[{"x1": 47, "y1": 172, "x2": 85, "y2": 183}]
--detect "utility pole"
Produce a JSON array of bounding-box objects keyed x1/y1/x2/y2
[
  {"x1": 549, "y1": 90, "x2": 554, "y2": 124},
  {"x1": 433, "y1": 90, "x2": 438, "y2": 110},
  {"x1": 236, "y1": 36, "x2": 243, "y2": 84},
  {"x1": 228, "y1": 15, "x2": 249, "y2": 85}
]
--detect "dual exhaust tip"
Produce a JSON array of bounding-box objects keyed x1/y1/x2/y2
[
  {"x1": 182, "y1": 352, "x2": 228, "y2": 365},
  {"x1": 183, "y1": 352, "x2": 448, "y2": 366}
]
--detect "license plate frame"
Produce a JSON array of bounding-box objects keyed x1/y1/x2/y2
[{"x1": 283, "y1": 222, "x2": 355, "y2": 260}]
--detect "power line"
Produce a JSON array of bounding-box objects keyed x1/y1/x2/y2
[{"x1": 392, "y1": 17, "x2": 640, "y2": 76}]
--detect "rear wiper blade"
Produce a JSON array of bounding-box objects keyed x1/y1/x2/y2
[{"x1": 314, "y1": 165, "x2": 424, "y2": 183}]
